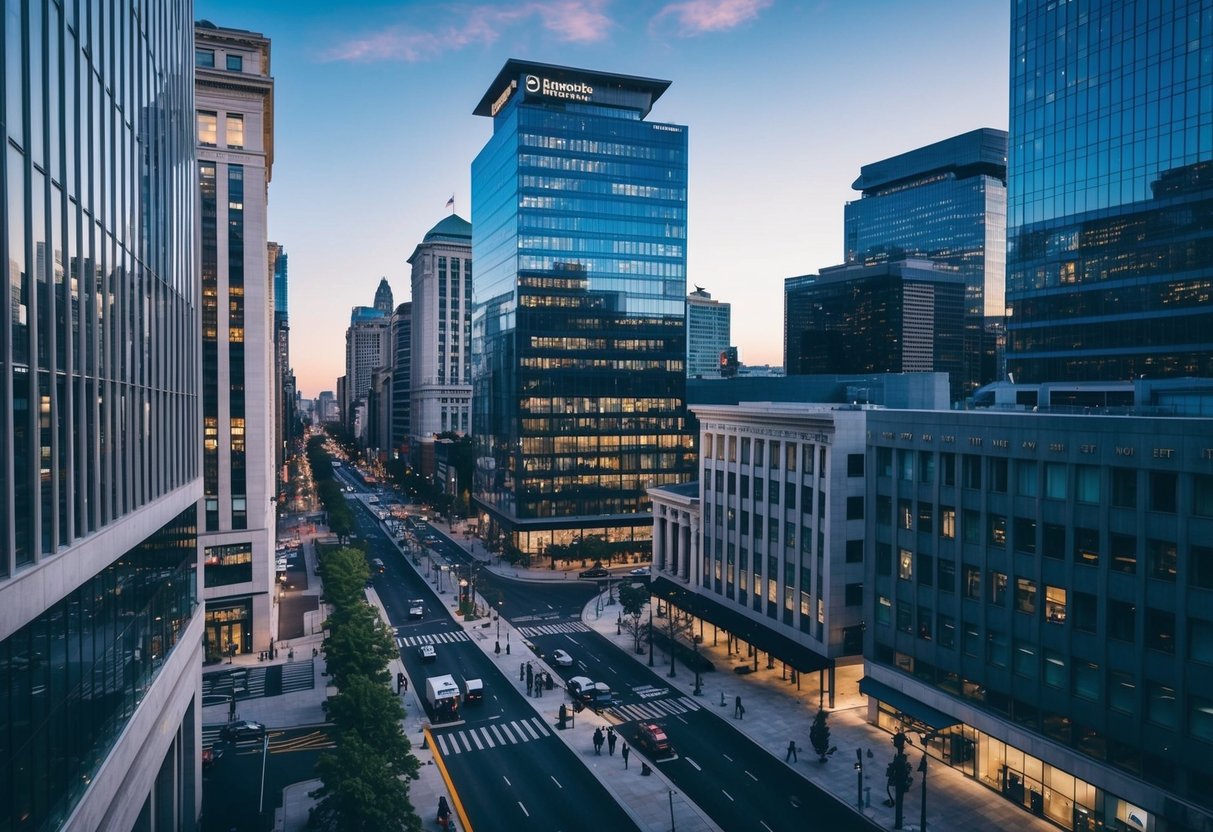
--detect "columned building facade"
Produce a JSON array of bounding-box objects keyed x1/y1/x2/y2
[
  {"x1": 0, "y1": 1, "x2": 203, "y2": 828},
  {"x1": 195, "y1": 22, "x2": 278, "y2": 663},
  {"x1": 409, "y1": 215, "x2": 472, "y2": 475}
]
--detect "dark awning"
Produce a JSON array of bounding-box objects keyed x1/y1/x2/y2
[
  {"x1": 648, "y1": 577, "x2": 830, "y2": 674},
  {"x1": 858, "y1": 677, "x2": 960, "y2": 730}
]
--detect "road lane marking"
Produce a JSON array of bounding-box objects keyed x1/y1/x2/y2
[
  {"x1": 459, "y1": 733, "x2": 472, "y2": 752},
  {"x1": 723, "y1": 753, "x2": 734, "y2": 762},
  {"x1": 746, "y1": 771, "x2": 758, "y2": 781},
  {"x1": 760, "y1": 822, "x2": 774, "y2": 832},
  {"x1": 722, "y1": 790, "x2": 734, "y2": 802},
  {"x1": 685, "y1": 757, "x2": 701, "y2": 771},
  {"x1": 503, "y1": 776, "x2": 512, "y2": 787},
  {"x1": 518, "y1": 802, "x2": 530, "y2": 817},
  {"x1": 550, "y1": 775, "x2": 563, "y2": 789},
  {"x1": 674, "y1": 714, "x2": 688, "y2": 724},
  {"x1": 564, "y1": 635, "x2": 578, "y2": 644},
  {"x1": 520, "y1": 721, "x2": 540, "y2": 740},
  {"x1": 436, "y1": 735, "x2": 450, "y2": 755}
]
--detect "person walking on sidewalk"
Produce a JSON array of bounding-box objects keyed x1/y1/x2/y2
[
  {"x1": 734, "y1": 695, "x2": 743, "y2": 718},
  {"x1": 607, "y1": 727, "x2": 617, "y2": 755},
  {"x1": 593, "y1": 727, "x2": 604, "y2": 755},
  {"x1": 785, "y1": 740, "x2": 798, "y2": 762},
  {"x1": 738, "y1": 703, "x2": 746, "y2": 720},
  {"x1": 622, "y1": 743, "x2": 630, "y2": 769}
]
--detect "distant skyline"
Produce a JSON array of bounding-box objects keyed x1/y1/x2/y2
[{"x1": 195, "y1": 0, "x2": 1010, "y2": 398}]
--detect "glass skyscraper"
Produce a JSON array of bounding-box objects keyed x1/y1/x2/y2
[
  {"x1": 1006, "y1": 0, "x2": 1213, "y2": 382},
  {"x1": 471, "y1": 59, "x2": 695, "y2": 557},
  {"x1": 844, "y1": 128, "x2": 1008, "y2": 397}
]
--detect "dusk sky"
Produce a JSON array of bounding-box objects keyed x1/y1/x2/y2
[{"x1": 194, "y1": 0, "x2": 1010, "y2": 398}]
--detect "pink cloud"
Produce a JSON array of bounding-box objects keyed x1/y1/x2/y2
[
  {"x1": 324, "y1": 1, "x2": 611, "y2": 63},
  {"x1": 651, "y1": 0, "x2": 772, "y2": 36}
]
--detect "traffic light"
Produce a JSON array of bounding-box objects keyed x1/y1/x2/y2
[{"x1": 397, "y1": 671, "x2": 405, "y2": 693}]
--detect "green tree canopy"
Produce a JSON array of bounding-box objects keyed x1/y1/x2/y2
[
  {"x1": 309, "y1": 734, "x2": 421, "y2": 832},
  {"x1": 324, "y1": 675, "x2": 417, "y2": 775}
]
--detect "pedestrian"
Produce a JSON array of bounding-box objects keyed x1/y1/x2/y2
[
  {"x1": 734, "y1": 695, "x2": 743, "y2": 718},
  {"x1": 607, "y1": 727, "x2": 617, "y2": 756},
  {"x1": 739, "y1": 704, "x2": 746, "y2": 720},
  {"x1": 526, "y1": 677, "x2": 532, "y2": 695},
  {"x1": 785, "y1": 740, "x2": 797, "y2": 762},
  {"x1": 402, "y1": 676, "x2": 408, "y2": 692},
  {"x1": 520, "y1": 663, "x2": 525, "y2": 682},
  {"x1": 593, "y1": 727, "x2": 604, "y2": 755},
  {"x1": 622, "y1": 743, "x2": 630, "y2": 769}
]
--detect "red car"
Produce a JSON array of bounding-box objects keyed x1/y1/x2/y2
[{"x1": 635, "y1": 722, "x2": 673, "y2": 758}]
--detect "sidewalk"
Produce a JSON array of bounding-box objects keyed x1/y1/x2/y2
[{"x1": 579, "y1": 590, "x2": 1058, "y2": 832}]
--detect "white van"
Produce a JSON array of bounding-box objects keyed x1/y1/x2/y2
[{"x1": 463, "y1": 678, "x2": 484, "y2": 704}]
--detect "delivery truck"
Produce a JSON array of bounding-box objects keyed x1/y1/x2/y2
[{"x1": 425, "y1": 674, "x2": 461, "y2": 722}]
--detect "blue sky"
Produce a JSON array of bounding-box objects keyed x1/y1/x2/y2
[{"x1": 194, "y1": 0, "x2": 1010, "y2": 397}]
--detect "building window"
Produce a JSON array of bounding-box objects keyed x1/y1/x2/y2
[
  {"x1": 990, "y1": 571, "x2": 1008, "y2": 605},
  {"x1": 1150, "y1": 472, "x2": 1177, "y2": 513},
  {"x1": 962, "y1": 509, "x2": 980, "y2": 544},
  {"x1": 1044, "y1": 463, "x2": 1067, "y2": 500},
  {"x1": 918, "y1": 607, "x2": 933, "y2": 640},
  {"x1": 740, "y1": 436, "x2": 750, "y2": 464},
  {"x1": 989, "y1": 458, "x2": 1008, "y2": 493},
  {"x1": 1109, "y1": 672, "x2": 1136, "y2": 715},
  {"x1": 197, "y1": 110, "x2": 218, "y2": 146},
  {"x1": 1013, "y1": 517, "x2": 1036, "y2": 554},
  {"x1": 1189, "y1": 696, "x2": 1213, "y2": 744},
  {"x1": 1013, "y1": 643, "x2": 1037, "y2": 678},
  {"x1": 876, "y1": 595, "x2": 892, "y2": 626},
  {"x1": 876, "y1": 447, "x2": 892, "y2": 477},
  {"x1": 1194, "y1": 544, "x2": 1213, "y2": 590},
  {"x1": 1192, "y1": 619, "x2": 1213, "y2": 665},
  {"x1": 226, "y1": 113, "x2": 244, "y2": 149},
  {"x1": 1016, "y1": 461, "x2": 1037, "y2": 496},
  {"x1": 1042, "y1": 523, "x2": 1065, "y2": 559},
  {"x1": 227, "y1": 53, "x2": 244, "y2": 71},
  {"x1": 1147, "y1": 609, "x2": 1175, "y2": 653},
  {"x1": 1111, "y1": 467, "x2": 1137, "y2": 508},
  {"x1": 939, "y1": 506, "x2": 955, "y2": 539},
  {"x1": 986, "y1": 630, "x2": 1009, "y2": 667},
  {"x1": 918, "y1": 503, "x2": 933, "y2": 534},
  {"x1": 899, "y1": 499, "x2": 913, "y2": 530},
  {"x1": 1147, "y1": 683, "x2": 1177, "y2": 728},
  {"x1": 1073, "y1": 661, "x2": 1100, "y2": 701},
  {"x1": 196, "y1": 48, "x2": 215, "y2": 67},
  {"x1": 1148, "y1": 539, "x2": 1177, "y2": 581},
  {"x1": 1044, "y1": 586, "x2": 1066, "y2": 623},
  {"x1": 1196, "y1": 474, "x2": 1213, "y2": 518},
  {"x1": 988, "y1": 514, "x2": 1007, "y2": 547},
  {"x1": 846, "y1": 496, "x2": 864, "y2": 520},
  {"x1": 898, "y1": 548, "x2": 913, "y2": 581},
  {"x1": 1044, "y1": 650, "x2": 1066, "y2": 688},
  {"x1": 1015, "y1": 578, "x2": 1037, "y2": 614},
  {"x1": 896, "y1": 601, "x2": 913, "y2": 633},
  {"x1": 844, "y1": 583, "x2": 863, "y2": 606},
  {"x1": 963, "y1": 565, "x2": 981, "y2": 600},
  {"x1": 898, "y1": 449, "x2": 913, "y2": 481},
  {"x1": 1110, "y1": 533, "x2": 1136, "y2": 573},
  {"x1": 938, "y1": 559, "x2": 955, "y2": 592},
  {"x1": 937, "y1": 614, "x2": 955, "y2": 648},
  {"x1": 847, "y1": 453, "x2": 864, "y2": 477},
  {"x1": 962, "y1": 455, "x2": 982, "y2": 489},
  {"x1": 1075, "y1": 465, "x2": 1100, "y2": 504},
  {"x1": 845, "y1": 539, "x2": 863, "y2": 563},
  {"x1": 204, "y1": 543, "x2": 254, "y2": 587},
  {"x1": 1074, "y1": 527, "x2": 1100, "y2": 566},
  {"x1": 918, "y1": 451, "x2": 935, "y2": 484},
  {"x1": 1073, "y1": 592, "x2": 1097, "y2": 632},
  {"x1": 1108, "y1": 600, "x2": 1135, "y2": 642},
  {"x1": 941, "y1": 452, "x2": 955, "y2": 486}
]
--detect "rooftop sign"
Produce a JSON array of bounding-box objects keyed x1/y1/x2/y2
[{"x1": 524, "y1": 74, "x2": 593, "y2": 103}]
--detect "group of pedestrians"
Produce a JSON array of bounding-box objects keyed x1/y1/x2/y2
[
  {"x1": 521, "y1": 661, "x2": 552, "y2": 697},
  {"x1": 592, "y1": 726, "x2": 619, "y2": 756}
]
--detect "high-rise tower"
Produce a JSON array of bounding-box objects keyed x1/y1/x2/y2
[
  {"x1": 471, "y1": 60, "x2": 695, "y2": 557},
  {"x1": 1005, "y1": 1, "x2": 1213, "y2": 382}
]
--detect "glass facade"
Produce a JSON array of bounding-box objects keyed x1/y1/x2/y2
[
  {"x1": 0, "y1": 508, "x2": 198, "y2": 831},
  {"x1": 471, "y1": 61, "x2": 695, "y2": 554},
  {"x1": 1006, "y1": 0, "x2": 1213, "y2": 382},
  {"x1": 845, "y1": 128, "x2": 1008, "y2": 396}
]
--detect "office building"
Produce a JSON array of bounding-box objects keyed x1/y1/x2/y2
[
  {"x1": 367, "y1": 366, "x2": 393, "y2": 455},
  {"x1": 196, "y1": 21, "x2": 278, "y2": 663},
  {"x1": 845, "y1": 129, "x2": 1008, "y2": 396},
  {"x1": 408, "y1": 215, "x2": 472, "y2": 475},
  {"x1": 269, "y1": 242, "x2": 292, "y2": 484},
  {"x1": 317, "y1": 391, "x2": 338, "y2": 424},
  {"x1": 342, "y1": 298, "x2": 391, "y2": 438},
  {"x1": 391, "y1": 301, "x2": 412, "y2": 454},
  {"x1": 1005, "y1": 0, "x2": 1213, "y2": 382},
  {"x1": 785, "y1": 260, "x2": 966, "y2": 401},
  {"x1": 0, "y1": 1, "x2": 201, "y2": 828},
  {"x1": 373, "y1": 275, "x2": 394, "y2": 316},
  {"x1": 471, "y1": 59, "x2": 695, "y2": 556},
  {"x1": 687, "y1": 287, "x2": 731, "y2": 378},
  {"x1": 862, "y1": 382, "x2": 1213, "y2": 832}
]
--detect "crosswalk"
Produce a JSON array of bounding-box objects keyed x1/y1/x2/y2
[
  {"x1": 515, "y1": 622, "x2": 590, "y2": 638},
  {"x1": 395, "y1": 630, "x2": 471, "y2": 648},
  {"x1": 608, "y1": 696, "x2": 701, "y2": 723},
  {"x1": 433, "y1": 717, "x2": 552, "y2": 756},
  {"x1": 202, "y1": 667, "x2": 266, "y2": 700},
  {"x1": 280, "y1": 660, "x2": 315, "y2": 694}
]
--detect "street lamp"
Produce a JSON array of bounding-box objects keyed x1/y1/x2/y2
[
  {"x1": 647, "y1": 609, "x2": 654, "y2": 667},
  {"x1": 918, "y1": 754, "x2": 928, "y2": 832},
  {"x1": 496, "y1": 600, "x2": 504, "y2": 638}
]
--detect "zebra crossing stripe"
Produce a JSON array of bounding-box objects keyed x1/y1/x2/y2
[
  {"x1": 518, "y1": 720, "x2": 540, "y2": 740},
  {"x1": 678, "y1": 696, "x2": 700, "y2": 710},
  {"x1": 469, "y1": 731, "x2": 484, "y2": 751},
  {"x1": 491, "y1": 724, "x2": 508, "y2": 744},
  {"x1": 478, "y1": 727, "x2": 495, "y2": 748},
  {"x1": 531, "y1": 717, "x2": 551, "y2": 737},
  {"x1": 436, "y1": 734, "x2": 451, "y2": 755},
  {"x1": 459, "y1": 733, "x2": 472, "y2": 752}
]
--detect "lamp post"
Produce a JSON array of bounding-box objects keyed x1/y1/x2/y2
[
  {"x1": 459, "y1": 578, "x2": 469, "y2": 615},
  {"x1": 647, "y1": 609, "x2": 654, "y2": 667},
  {"x1": 918, "y1": 754, "x2": 928, "y2": 831},
  {"x1": 497, "y1": 600, "x2": 504, "y2": 638},
  {"x1": 854, "y1": 749, "x2": 864, "y2": 811}
]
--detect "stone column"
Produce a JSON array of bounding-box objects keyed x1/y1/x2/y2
[{"x1": 654, "y1": 511, "x2": 666, "y2": 572}]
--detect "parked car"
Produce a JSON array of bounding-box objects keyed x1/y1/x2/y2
[
  {"x1": 551, "y1": 649, "x2": 574, "y2": 667},
  {"x1": 418, "y1": 644, "x2": 437, "y2": 662},
  {"x1": 220, "y1": 720, "x2": 266, "y2": 743},
  {"x1": 629, "y1": 566, "x2": 650, "y2": 576},
  {"x1": 579, "y1": 566, "x2": 609, "y2": 579},
  {"x1": 408, "y1": 600, "x2": 425, "y2": 620},
  {"x1": 634, "y1": 722, "x2": 673, "y2": 757},
  {"x1": 566, "y1": 675, "x2": 594, "y2": 700}
]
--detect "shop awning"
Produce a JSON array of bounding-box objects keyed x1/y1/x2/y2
[
  {"x1": 648, "y1": 577, "x2": 830, "y2": 674},
  {"x1": 859, "y1": 677, "x2": 960, "y2": 730}
]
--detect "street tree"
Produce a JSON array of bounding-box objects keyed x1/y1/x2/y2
[
  {"x1": 324, "y1": 675, "x2": 418, "y2": 775},
  {"x1": 656, "y1": 612, "x2": 693, "y2": 677},
  {"x1": 323, "y1": 603, "x2": 396, "y2": 687},
  {"x1": 309, "y1": 734, "x2": 421, "y2": 832},
  {"x1": 809, "y1": 709, "x2": 837, "y2": 762},
  {"x1": 317, "y1": 546, "x2": 370, "y2": 608},
  {"x1": 618, "y1": 583, "x2": 649, "y2": 652}
]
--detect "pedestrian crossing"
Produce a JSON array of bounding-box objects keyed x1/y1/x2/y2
[
  {"x1": 202, "y1": 666, "x2": 266, "y2": 700},
  {"x1": 515, "y1": 622, "x2": 590, "y2": 638},
  {"x1": 433, "y1": 717, "x2": 552, "y2": 756},
  {"x1": 395, "y1": 630, "x2": 472, "y2": 648},
  {"x1": 608, "y1": 696, "x2": 701, "y2": 723},
  {"x1": 280, "y1": 659, "x2": 315, "y2": 694}
]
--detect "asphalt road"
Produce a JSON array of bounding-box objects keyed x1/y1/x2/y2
[
  {"x1": 525, "y1": 627, "x2": 879, "y2": 832},
  {"x1": 347, "y1": 496, "x2": 641, "y2": 832},
  {"x1": 200, "y1": 725, "x2": 335, "y2": 832}
]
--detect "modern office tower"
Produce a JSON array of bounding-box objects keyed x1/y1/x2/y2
[
  {"x1": 269, "y1": 242, "x2": 292, "y2": 482},
  {"x1": 863, "y1": 381, "x2": 1213, "y2": 832},
  {"x1": 687, "y1": 287, "x2": 732, "y2": 378},
  {"x1": 845, "y1": 129, "x2": 1008, "y2": 397},
  {"x1": 317, "y1": 391, "x2": 338, "y2": 423},
  {"x1": 342, "y1": 300, "x2": 391, "y2": 437},
  {"x1": 408, "y1": 215, "x2": 473, "y2": 475},
  {"x1": 0, "y1": 1, "x2": 200, "y2": 828},
  {"x1": 373, "y1": 275, "x2": 394, "y2": 316},
  {"x1": 196, "y1": 21, "x2": 277, "y2": 664},
  {"x1": 651, "y1": 403, "x2": 873, "y2": 703},
  {"x1": 785, "y1": 260, "x2": 967, "y2": 401},
  {"x1": 391, "y1": 301, "x2": 412, "y2": 454},
  {"x1": 367, "y1": 366, "x2": 393, "y2": 454},
  {"x1": 1005, "y1": 1, "x2": 1213, "y2": 383},
  {"x1": 471, "y1": 59, "x2": 695, "y2": 556}
]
